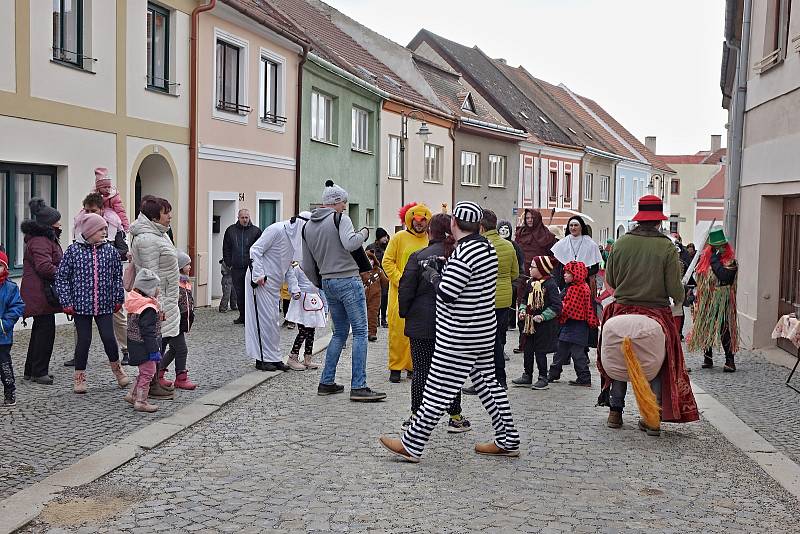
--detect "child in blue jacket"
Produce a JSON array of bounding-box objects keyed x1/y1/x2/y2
[{"x1": 0, "y1": 250, "x2": 25, "y2": 406}]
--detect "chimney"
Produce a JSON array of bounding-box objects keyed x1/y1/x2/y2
[
  {"x1": 645, "y1": 136, "x2": 657, "y2": 154},
  {"x1": 710, "y1": 134, "x2": 722, "y2": 152}
]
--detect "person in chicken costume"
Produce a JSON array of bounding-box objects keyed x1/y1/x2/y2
[{"x1": 383, "y1": 203, "x2": 432, "y2": 383}]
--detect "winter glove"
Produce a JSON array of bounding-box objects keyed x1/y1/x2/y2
[
  {"x1": 359, "y1": 227, "x2": 370, "y2": 240},
  {"x1": 62, "y1": 306, "x2": 75, "y2": 316},
  {"x1": 148, "y1": 351, "x2": 162, "y2": 362},
  {"x1": 421, "y1": 263, "x2": 441, "y2": 290}
]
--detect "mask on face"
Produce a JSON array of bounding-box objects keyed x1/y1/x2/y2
[{"x1": 498, "y1": 226, "x2": 511, "y2": 239}]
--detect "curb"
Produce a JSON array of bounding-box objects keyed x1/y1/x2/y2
[
  {"x1": 0, "y1": 334, "x2": 332, "y2": 534},
  {"x1": 692, "y1": 382, "x2": 800, "y2": 500}
]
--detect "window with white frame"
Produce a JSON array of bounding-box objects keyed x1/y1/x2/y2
[
  {"x1": 311, "y1": 90, "x2": 334, "y2": 143},
  {"x1": 549, "y1": 171, "x2": 558, "y2": 202},
  {"x1": 351, "y1": 107, "x2": 369, "y2": 152},
  {"x1": 365, "y1": 208, "x2": 375, "y2": 227},
  {"x1": 600, "y1": 175, "x2": 610, "y2": 202},
  {"x1": 259, "y1": 51, "x2": 286, "y2": 127},
  {"x1": 488, "y1": 155, "x2": 506, "y2": 187},
  {"x1": 461, "y1": 151, "x2": 479, "y2": 185},
  {"x1": 424, "y1": 144, "x2": 442, "y2": 183},
  {"x1": 618, "y1": 177, "x2": 625, "y2": 207},
  {"x1": 388, "y1": 135, "x2": 401, "y2": 178},
  {"x1": 215, "y1": 32, "x2": 249, "y2": 116},
  {"x1": 583, "y1": 172, "x2": 593, "y2": 201}
]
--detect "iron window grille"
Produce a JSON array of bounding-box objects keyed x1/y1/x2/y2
[
  {"x1": 216, "y1": 39, "x2": 246, "y2": 114},
  {"x1": 261, "y1": 57, "x2": 283, "y2": 125}
]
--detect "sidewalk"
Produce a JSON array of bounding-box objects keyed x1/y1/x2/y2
[{"x1": 0, "y1": 308, "x2": 329, "y2": 500}]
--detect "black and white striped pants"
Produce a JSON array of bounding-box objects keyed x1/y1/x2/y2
[{"x1": 401, "y1": 340, "x2": 520, "y2": 458}]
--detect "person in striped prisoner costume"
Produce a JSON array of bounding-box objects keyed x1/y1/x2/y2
[{"x1": 380, "y1": 202, "x2": 521, "y2": 462}]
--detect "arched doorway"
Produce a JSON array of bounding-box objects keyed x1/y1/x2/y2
[
  {"x1": 134, "y1": 153, "x2": 174, "y2": 217},
  {"x1": 616, "y1": 225, "x2": 626, "y2": 238}
]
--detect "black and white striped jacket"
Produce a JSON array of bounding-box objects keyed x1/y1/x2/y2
[{"x1": 435, "y1": 233, "x2": 498, "y2": 353}]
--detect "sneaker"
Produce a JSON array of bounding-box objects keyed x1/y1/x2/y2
[
  {"x1": 531, "y1": 378, "x2": 550, "y2": 390},
  {"x1": 447, "y1": 415, "x2": 472, "y2": 433},
  {"x1": 568, "y1": 380, "x2": 592, "y2": 387},
  {"x1": 389, "y1": 370, "x2": 401, "y2": 383},
  {"x1": 401, "y1": 415, "x2": 413, "y2": 432},
  {"x1": 368, "y1": 335, "x2": 378, "y2": 342},
  {"x1": 512, "y1": 348, "x2": 524, "y2": 354},
  {"x1": 3, "y1": 393, "x2": 16, "y2": 407},
  {"x1": 462, "y1": 385, "x2": 477, "y2": 395},
  {"x1": 511, "y1": 374, "x2": 533, "y2": 387},
  {"x1": 32, "y1": 375, "x2": 54, "y2": 385},
  {"x1": 378, "y1": 436, "x2": 419, "y2": 463},
  {"x1": 350, "y1": 387, "x2": 387, "y2": 402},
  {"x1": 317, "y1": 383, "x2": 345, "y2": 396},
  {"x1": 607, "y1": 410, "x2": 623, "y2": 429},
  {"x1": 64, "y1": 359, "x2": 75, "y2": 367}
]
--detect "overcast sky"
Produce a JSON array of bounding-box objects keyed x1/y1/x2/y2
[{"x1": 324, "y1": 0, "x2": 728, "y2": 155}]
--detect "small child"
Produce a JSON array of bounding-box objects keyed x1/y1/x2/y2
[
  {"x1": 512, "y1": 256, "x2": 562, "y2": 390},
  {"x1": 55, "y1": 213, "x2": 128, "y2": 394},
  {"x1": 158, "y1": 251, "x2": 196, "y2": 390},
  {"x1": 94, "y1": 167, "x2": 130, "y2": 232},
  {"x1": 548, "y1": 261, "x2": 598, "y2": 387},
  {"x1": 218, "y1": 259, "x2": 237, "y2": 313},
  {"x1": 362, "y1": 249, "x2": 388, "y2": 342},
  {"x1": 124, "y1": 268, "x2": 162, "y2": 413},
  {"x1": 284, "y1": 262, "x2": 327, "y2": 370},
  {"x1": 0, "y1": 251, "x2": 26, "y2": 406}
]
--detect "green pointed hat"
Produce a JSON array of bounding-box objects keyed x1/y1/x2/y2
[{"x1": 707, "y1": 227, "x2": 728, "y2": 246}]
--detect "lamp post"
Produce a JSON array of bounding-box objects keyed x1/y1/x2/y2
[{"x1": 399, "y1": 109, "x2": 431, "y2": 211}]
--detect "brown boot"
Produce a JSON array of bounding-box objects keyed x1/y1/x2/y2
[
  {"x1": 607, "y1": 410, "x2": 623, "y2": 429},
  {"x1": 73, "y1": 371, "x2": 87, "y2": 394},
  {"x1": 474, "y1": 442, "x2": 520, "y2": 457},
  {"x1": 724, "y1": 355, "x2": 736, "y2": 372},
  {"x1": 134, "y1": 387, "x2": 158, "y2": 413},
  {"x1": 378, "y1": 436, "x2": 419, "y2": 463},
  {"x1": 110, "y1": 361, "x2": 130, "y2": 388},
  {"x1": 148, "y1": 375, "x2": 175, "y2": 400}
]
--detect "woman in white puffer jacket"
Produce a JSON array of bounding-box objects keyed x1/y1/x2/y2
[{"x1": 129, "y1": 196, "x2": 179, "y2": 398}]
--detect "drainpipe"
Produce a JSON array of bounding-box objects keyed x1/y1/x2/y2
[
  {"x1": 449, "y1": 123, "x2": 458, "y2": 212},
  {"x1": 537, "y1": 149, "x2": 543, "y2": 209},
  {"x1": 725, "y1": 0, "x2": 751, "y2": 247},
  {"x1": 294, "y1": 45, "x2": 310, "y2": 214},
  {"x1": 188, "y1": 0, "x2": 216, "y2": 275}
]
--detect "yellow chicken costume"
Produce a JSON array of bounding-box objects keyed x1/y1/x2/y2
[{"x1": 382, "y1": 202, "x2": 432, "y2": 372}]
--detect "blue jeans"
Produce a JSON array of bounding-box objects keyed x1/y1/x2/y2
[{"x1": 321, "y1": 276, "x2": 368, "y2": 389}]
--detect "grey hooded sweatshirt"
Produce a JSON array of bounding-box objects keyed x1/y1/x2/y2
[{"x1": 301, "y1": 207, "x2": 365, "y2": 288}]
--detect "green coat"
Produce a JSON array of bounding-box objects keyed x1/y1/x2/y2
[{"x1": 483, "y1": 229, "x2": 520, "y2": 309}]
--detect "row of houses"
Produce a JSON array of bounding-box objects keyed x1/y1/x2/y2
[{"x1": 2, "y1": 0, "x2": 683, "y2": 308}]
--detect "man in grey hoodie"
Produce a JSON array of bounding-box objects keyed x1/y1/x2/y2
[{"x1": 302, "y1": 180, "x2": 386, "y2": 402}]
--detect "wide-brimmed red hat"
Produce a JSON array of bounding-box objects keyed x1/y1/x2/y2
[{"x1": 632, "y1": 195, "x2": 668, "y2": 222}]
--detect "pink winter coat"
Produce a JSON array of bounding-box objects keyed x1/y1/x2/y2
[{"x1": 99, "y1": 188, "x2": 130, "y2": 231}]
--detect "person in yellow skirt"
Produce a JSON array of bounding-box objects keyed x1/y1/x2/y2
[{"x1": 383, "y1": 202, "x2": 431, "y2": 383}]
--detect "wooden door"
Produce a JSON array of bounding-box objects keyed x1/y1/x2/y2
[{"x1": 778, "y1": 197, "x2": 800, "y2": 353}]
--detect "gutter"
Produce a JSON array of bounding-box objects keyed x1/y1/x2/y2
[
  {"x1": 726, "y1": 0, "x2": 751, "y2": 245},
  {"x1": 188, "y1": 0, "x2": 217, "y2": 275},
  {"x1": 460, "y1": 117, "x2": 526, "y2": 137}
]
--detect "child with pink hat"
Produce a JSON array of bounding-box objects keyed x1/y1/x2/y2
[{"x1": 94, "y1": 167, "x2": 130, "y2": 231}]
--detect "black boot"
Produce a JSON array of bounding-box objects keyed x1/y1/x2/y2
[
  {"x1": 724, "y1": 354, "x2": 736, "y2": 373},
  {"x1": 702, "y1": 350, "x2": 713, "y2": 369},
  {"x1": 389, "y1": 370, "x2": 401, "y2": 383}
]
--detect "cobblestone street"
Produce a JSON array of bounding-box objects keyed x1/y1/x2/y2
[
  {"x1": 0, "y1": 308, "x2": 328, "y2": 500},
  {"x1": 17, "y1": 328, "x2": 800, "y2": 533}
]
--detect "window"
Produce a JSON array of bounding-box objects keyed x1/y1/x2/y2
[
  {"x1": 564, "y1": 172, "x2": 572, "y2": 199},
  {"x1": 583, "y1": 173, "x2": 594, "y2": 201},
  {"x1": 618, "y1": 177, "x2": 625, "y2": 207},
  {"x1": 600, "y1": 175, "x2": 610, "y2": 202},
  {"x1": 147, "y1": 3, "x2": 170, "y2": 92},
  {"x1": 461, "y1": 93, "x2": 476, "y2": 113},
  {"x1": 388, "y1": 135, "x2": 402, "y2": 178},
  {"x1": 260, "y1": 55, "x2": 286, "y2": 126},
  {"x1": 365, "y1": 208, "x2": 375, "y2": 227},
  {"x1": 216, "y1": 39, "x2": 246, "y2": 113},
  {"x1": 670, "y1": 179, "x2": 680, "y2": 195},
  {"x1": 0, "y1": 164, "x2": 58, "y2": 270},
  {"x1": 52, "y1": 0, "x2": 84, "y2": 67},
  {"x1": 424, "y1": 144, "x2": 442, "y2": 183},
  {"x1": 351, "y1": 107, "x2": 369, "y2": 152},
  {"x1": 488, "y1": 155, "x2": 506, "y2": 187},
  {"x1": 311, "y1": 91, "x2": 333, "y2": 143},
  {"x1": 461, "y1": 151, "x2": 479, "y2": 186},
  {"x1": 669, "y1": 221, "x2": 679, "y2": 234},
  {"x1": 549, "y1": 171, "x2": 558, "y2": 201},
  {"x1": 756, "y1": 0, "x2": 792, "y2": 72}
]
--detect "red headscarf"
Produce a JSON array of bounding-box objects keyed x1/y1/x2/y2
[
  {"x1": 696, "y1": 243, "x2": 735, "y2": 274},
  {"x1": 0, "y1": 251, "x2": 9, "y2": 285},
  {"x1": 515, "y1": 209, "x2": 557, "y2": 264},
  {"x1": 559, "y1": 261, "x2": 598, "y2": 328}
]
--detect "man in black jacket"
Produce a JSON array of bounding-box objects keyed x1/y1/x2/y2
[{"x1": 222, "y1": 209, "x2": 262, "y2": 324}]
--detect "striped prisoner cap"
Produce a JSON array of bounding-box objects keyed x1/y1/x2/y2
[
  {"x1": 532, "y1": 255, "x2": 558, "y2": 276},
  {"x1": 453, "y1": 201, "x2": 483, "y2": 223}
]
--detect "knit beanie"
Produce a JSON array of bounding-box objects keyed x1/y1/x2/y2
[
  {"x1": 177, "y1": 250, "x2": 191, "y2": 270},
  {"x1": 322, "y1": 180, "x2": 348, "y2": 205},
  {"x1": 532, "y1": 255, "x2": 558, "y2": 276},
  {"x1": 95, "y1": 167, "x2": 112, "y2": 189},
  {"x1": 75, "y1": 212, "x2": 108, "y2": 239},
  {"x1": 133, "y1": 268, "x2": 161, "y2": 297},
  {"x1": 375, "y1": 227, "x2": 388, "y2": 240},
  {"x1": 29, "y1": 198, "x2": 61, "y2": 226},
  {"x1": 453, "y1": 201, "x2": 482, "y2": 223}
]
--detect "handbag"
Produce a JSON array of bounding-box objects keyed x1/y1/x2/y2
[
  {"x1": 303, "y1": 293, "x2": 324, "y2": 312},
  {"x1": 43, "y1": 282, "x2": 61, "y2": 308}
]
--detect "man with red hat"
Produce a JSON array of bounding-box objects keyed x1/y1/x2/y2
[{"x1": 599, "y1": 195, "x2": 698, "y2": 433}]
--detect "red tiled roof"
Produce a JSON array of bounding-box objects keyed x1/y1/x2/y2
[
  {"x1": 221, "y1": 0, "x2": 309, "y2": 45},
  {"x1": 267, "y1": 0, "x2": 435, "y2": 110},
  {"x1": 700, "y1": 147, "x2": 727, "y2": 164},
  {"x1": 659, "y1": 155, "x2": 707, "y2": 164}
]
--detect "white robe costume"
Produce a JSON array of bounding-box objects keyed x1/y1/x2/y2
[{"x1": 245, "y1": 214, "x2": 309, "y2": 362}]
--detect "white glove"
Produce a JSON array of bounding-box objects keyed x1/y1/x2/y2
[{"x1": 360, "y1": 227, "x2": 370, "y2": 240}]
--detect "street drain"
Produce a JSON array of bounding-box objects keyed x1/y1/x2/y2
[{"x1": 39, "y1": 496, "x2": 132, "y2": 527}]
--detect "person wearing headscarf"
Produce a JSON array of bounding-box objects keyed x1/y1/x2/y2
[
  {"x1": 688, "y1": 227, "x2": 739, "y2": 372},
  {"x1": 383, "y1": 202, "x2": 432, "y2": 383},
  {"x1": 515, "y1": 209, "x2": 557, "y2": 267}
]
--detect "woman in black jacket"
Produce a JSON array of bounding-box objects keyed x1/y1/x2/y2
[{"x1": 398, "y1": 213, "x2": 471, "y2": 433}]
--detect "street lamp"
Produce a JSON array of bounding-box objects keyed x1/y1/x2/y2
[{"x1": 399, "y1": 109, "x2": 431, "y2": 211}]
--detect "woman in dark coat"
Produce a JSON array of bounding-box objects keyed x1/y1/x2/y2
[
  {"x1": 398, "y1": 213, "x2": 470, "y2": 433},
  {"x1": 515, "y1": 209, "x2": 557, "y2": 267},
  {"x1": 21, "y1": 198, "x2": 63, "y2": 384}
]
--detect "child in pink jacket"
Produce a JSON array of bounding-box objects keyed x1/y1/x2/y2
[{"x1": 94, "y1": 167, "x2": 130, "y2": 231}]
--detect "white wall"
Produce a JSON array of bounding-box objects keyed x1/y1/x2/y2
[
  {"x1": 30, "y1": 0, "x2": 117, "y2": 112},
  {"x1": 126, "y1": 0, "x2": 191, "y2": 127},
  {"x1": 0, "y1": 1, "x2": 15, "y2": 93}
]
